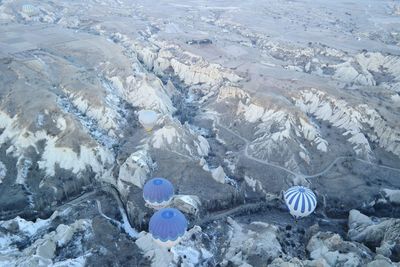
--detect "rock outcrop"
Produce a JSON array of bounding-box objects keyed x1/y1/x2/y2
[
  {"x1": 307, "y1": 231, "x2": 374, "y2": 266},
  {"x1": 348, "y1": 209, "x2": 400, "y2": 262},
  {"x1": 150, "y1": 116, "x2": 210, "y2": 159},
  {"x1": 0, "y1": 212, "x2": 90, "y2": 266},
  {"x1": 221, "y1": 218, "x2": 282, "y2": 266},
  {"x1": 118, "y1": 150, "x2": 154, "y2": 192},
  {"x1": 135, "y1": 225, "x2": 213, "y2": 267},
  {"x1": 294, "y1": 89, "x2": 400, "y2": 159}
]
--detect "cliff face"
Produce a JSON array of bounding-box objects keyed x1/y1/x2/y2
[
  {"x1": 294, "y1": 89, "x2": 400, "y2": 159},
  {"x1": 1, "y1": 0, "x2": 400, "y2": 266}
]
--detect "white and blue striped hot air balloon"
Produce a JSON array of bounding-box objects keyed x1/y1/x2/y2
[{"x1": 284, "y1": 186, "x2": 317, "y2": 218}]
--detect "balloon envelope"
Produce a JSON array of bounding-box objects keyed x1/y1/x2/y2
[
  {"x1": 21, "y1": 4, "x2": 38, "y2": 16},
  {"x1": 143, "y1": 178, "x2": 174, "y2": 208},
  {"x1": 284, "y1": 186, "x2": 317, "y2": 218},
  {"x1": 138, "y1": 110, "x2": 158, "y2": 131},
  {"x1": 149, "y1": 208, "x2": 188, "y2": 247}
]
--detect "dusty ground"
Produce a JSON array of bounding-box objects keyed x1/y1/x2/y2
[{"x1": 0, "y1": 0, "x2": 400, "y2": 266}]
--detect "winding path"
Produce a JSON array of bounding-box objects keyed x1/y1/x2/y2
[{"x1": 209, "y1": 113, "x2": 400, "y2": 182}]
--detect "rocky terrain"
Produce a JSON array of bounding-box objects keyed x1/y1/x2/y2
[{"x1": 0, "y1": 0, "x2": 399, "y2": 266}]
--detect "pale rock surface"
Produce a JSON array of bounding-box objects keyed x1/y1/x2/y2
[
  {"x1": 0, "y1": 111, "x2": 114, "y2": 178},
  {"x1": 135, "y1": 232, "x2": 173, "y2": 267},
  {"x1": 0, "y1": 161, "x2": 6, "y2": 183},
  {"x1": 221, "y1": 218, "x2": 282, "y2": 266},
  {"x1": 0, "y1": 212, "x2": 90, "y2": 266},
  {"x1": 170, "y1": 226, "x2": 213, "y2": 267},
  {"x1": 61, "y1": 84, "x2": 120, "y2": 136},
  {"x1": 367, "y1": 255, "x2": 399, "y2": 267},
  {"x1": 244, "y1": 175, "x2": 265, "y2": 194},
  {"x1": 392, "y1": 94, "x2": 400, "y2": 104},
  {"x1": 211, "y1": 166, "x2": 228, "y2": 184},
  {"x1": 141, "y1": 41, "x2": 241, "y2": 86},
  {"x1": 135, "y1": 226, "x2": 210, "y2": 267},
  {"x1": 118, "y1": 150, "x2": 154, "y2": 189},
  {"x1": 237, "y1": 101, "x2": 328, "y2": 167},
  {"x1": 150, "y1": 117, "x2": 210, "y2": 158},
  {"x1": 1, "y1": 0, "x2": 400, "y2": 265},
  {"x1": 307, "y1": 231, "x2": 374, "y2": 266},
  {"x1": 217, "y1": 86, "x2": 249, "y2": 102},
  {"x1": 294, "y1": 88, "x2": 400, "y2": 158},
  {"x1": 269, "y1": 257, "x2": 330, "y2": 267},
  {"x1": 355, "y1": 52, "x2": 400, "y2": 92},
  {"x1": 348, "y1": 210, "x2": 400, "y2": 260},
  {"x1": 172, "y1": 195, "x2": 201, "y2": 215},
  {"x1": 108, "y1": 74, "x2": 176, "y2": 115},
  {"x1": 382, "y1": 189, "x2": 400, "y2": 205}
]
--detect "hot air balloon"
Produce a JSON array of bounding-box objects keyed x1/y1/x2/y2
[
  {"x1": 143, "y1": 178, "x2": 174, "y2": 209},
  {"x1": 284, "y1": 186, "x2": 317, "y2": 218},
  {"x1": 138, "y1": 110, "x2": 158, "y2": 132},
  {"x1": 149, "y1": 208, "x2": 188, "y2": 248},
  {"x1": 21, "y1": 4, "x2": 39, "y2": 16}
]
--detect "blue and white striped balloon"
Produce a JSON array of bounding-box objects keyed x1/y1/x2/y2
[{"x1": 284, "y1": 186, "x2": 317, "y2": 218}]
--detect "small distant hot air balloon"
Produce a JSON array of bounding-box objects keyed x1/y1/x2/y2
[
  {"x1": 143, "y1": 178, "x2": 174, "y2": 209},
  {"x1": 138, "y1": 110, "x2": 158, "y2": 132},
  {"x1": 149, "y1": 208, "x2": 188, "y2": 248},
  {"x1": 284, "y1": 186, "x2": 317, "y2": 218},
  {"x1": 21, "y1": 4, "x2": 39, "y2": 16}
]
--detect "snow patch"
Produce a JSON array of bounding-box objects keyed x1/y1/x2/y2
[
  {"x1": 171, "y1": 245, "x2": 200, "y2": 266},
  {"x1": 0, "y1": 212, "x2": 57, "y2": 237},
  {"x1": 16, "y1": 157, "x2": 32, "y2": 185},
  {"x1": 119, "y1": 205, "x2": 139, "y2": 238},
  {"x1": 0, "y1": 161, "x2": 6, "y2": 184}
]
